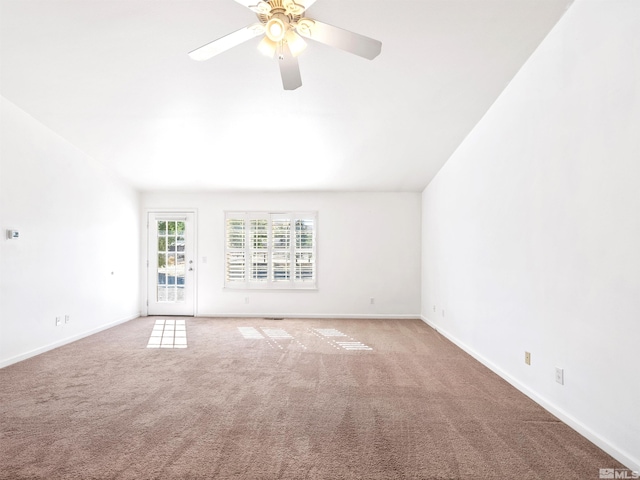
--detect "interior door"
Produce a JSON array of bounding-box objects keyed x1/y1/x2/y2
[{"x1": 147, "y1": 212, "x2": 195, "y2": 316}]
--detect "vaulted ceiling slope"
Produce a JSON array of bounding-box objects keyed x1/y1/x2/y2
[{"x1": 0, "y1": 0, "x2": 573, "y2": 192}]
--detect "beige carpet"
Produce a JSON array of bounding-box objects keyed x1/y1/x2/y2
[{"x1": 0, "y1": 317, "x2": 625, "y2": 479}]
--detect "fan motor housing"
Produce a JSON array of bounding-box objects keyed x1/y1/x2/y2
[{"x1": 256, "y1": 0, "x2": 302, "y2": 25}]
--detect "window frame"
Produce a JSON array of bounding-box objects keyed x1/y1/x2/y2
[{"x1": 224, "y1": 211, "x2": 317, "y2": 290}]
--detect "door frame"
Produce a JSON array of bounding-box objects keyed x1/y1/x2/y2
[{"x1": 144, "y1": 209, "x2": 198, "y2": 317}]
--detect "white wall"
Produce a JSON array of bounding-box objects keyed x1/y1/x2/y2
[
  {"x1": 422, "y1": 0, "x2": 639, "y2": 470},
  {"x1": 0, "y1": 96, "x2": 140, "y2": 367},
  {"x1": 142, "y1": 192, "x2": 421, "y2": 318}
]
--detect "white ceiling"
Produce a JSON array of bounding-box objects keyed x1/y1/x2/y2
[{"x1": 0, "y1": 0, "x2": 573, "y2": 192}]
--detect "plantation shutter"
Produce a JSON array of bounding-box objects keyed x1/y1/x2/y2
[
  {"x1": 295, "y1": 217, "x2": 315, "y2": 282},
  {"x1": 225, "y1": 217, "x2": 245, "y2": 283},
  {"x1": 271, "y1": 216, "x2": 291, "y2": 282},
  {"x1": 224, "y1": 211, "x2": 316, "y2": 289},
  {"x1": 249, "y1": 217, "x2": 269, "y2": 281}
]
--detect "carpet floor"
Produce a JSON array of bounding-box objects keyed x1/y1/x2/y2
[{"x1": 0, "y1": 317, "x2": 626, "y2": 479}]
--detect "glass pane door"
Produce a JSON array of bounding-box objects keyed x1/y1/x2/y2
[
  {"x1": 147, "y1": 213, "x2": 195, "y2": 316},
  {"x1": 156, "y1": 220, "x2": 186, "y2": 303}
]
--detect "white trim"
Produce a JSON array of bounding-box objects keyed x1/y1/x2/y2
[
  {"x1": 198, "y1": 313, "x2": 421, "y2": 320},
  {"x1": 420, "y1": 315, "x2": 640, "y2": 473},
  {"x1": 0, "y1": 313, "x2": 140, "y2": 369},
  {"x1": 222, "y1": 286, "x2": 318, "y2": 291}
]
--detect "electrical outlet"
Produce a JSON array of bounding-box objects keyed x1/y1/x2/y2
[
  {"x1": 370, "y1": 297, "x2": 375, "y2": 305},
  {"x1": 55, "y1": 316, "x2": 62, "y2": 326},
  {"x1": 555, "y1": 367, "x2": 564, "y2": 385},
  {"x1": 433, "y1": 305, "x2": 436, "y2": 312},
  {"x1": 442, "y1": 309, "x2": 445, "y2": 317},
  {"x1": 244, "y1": 297, "x2": 250, "y2": 304},
  {"x1": 525, "y1": 351, "x2": 531, "y2": 365},
  {"x1": 65, "y1": 315, "x2": 70, "y2": 324}
]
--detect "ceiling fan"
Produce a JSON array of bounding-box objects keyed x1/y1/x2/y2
[{"x1": 188, "y1": 0, "x2": 382, "y2": 90}]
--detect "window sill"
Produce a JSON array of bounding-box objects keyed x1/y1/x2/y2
[{"x1": 223, "y1": 285, "x2": 318, "y2": 291}]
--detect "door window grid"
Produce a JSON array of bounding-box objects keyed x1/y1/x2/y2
[{"x1": 156, "y1": 220, "x2": 186, "y2": 303}]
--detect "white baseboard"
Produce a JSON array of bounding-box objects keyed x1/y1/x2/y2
[
  {"x1": 0, "y1": 312, "x2": 140, "y2": 369},
  {"x1": 196, "y1": 313, "x2": 421, "y2": 320},
  {"x1": 420, "y1": 315, "x2": 639, "y2": 473}
]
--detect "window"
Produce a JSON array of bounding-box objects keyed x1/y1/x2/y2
[{"x1": 225, "y1": 212, "x2": 317, "y2": 289}]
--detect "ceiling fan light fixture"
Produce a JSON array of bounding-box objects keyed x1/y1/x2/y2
[
  {"x1": 188, "y1": 0, "x2": 382, "y2": 90},
  {"x1": 249, "y1": 1, "x2": 272, "y2": 15},
  {"x1": 283, "y1": 0, "x2": 305, "y2": 16},
  {"x1": 285, "y1": 30, "x2": 307, "y2": 57},
  {"x1": 295, "y1": 18, "x2": 315, "y2": 37},
  {"x1": 265, "y1": 18, "x2": 286, "y2": 42},
  {"x1": 258, "y1": 36, "x2": 277, "y2": 58}
]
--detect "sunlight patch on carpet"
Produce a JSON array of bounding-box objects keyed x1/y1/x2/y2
[
  {"x1": 334, "y1": 341, "x2": 373, "y2": 351},
  {"x1": 313, "y1": 328, "x2": 347, "y2": 337},
  {"x1": 237, "y1": 326, "x2": 307, "y2": 350},
  {"x1": 261, "y1": 328, "x2": 293, "y2": 339},
  {"x1": 312, "y1": 328, "x2": 373, "y2": 351},
  {"x1": 238, "y1": 327, "x2": 264, "y2": 339},
  {"x1": 147, "y1": 319, "x2": 187, "y2": 349},
  {"x1": 236, "y1": 325, "x2": 372, "y2": 352}
]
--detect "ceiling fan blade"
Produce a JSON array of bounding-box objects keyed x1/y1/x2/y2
[
  {"x1": 231, "y1": 0, "x2": 316, "y2": 15},
  {"x1": 283, "y1": 0, "x2": 317, "y2": 14},
  {"x1": 297, "y1": 20, "x2": 382, "y2": 60},
  {"x1": 189, "y1": 24, "x2": 264, "y2": 61},
  {"x1": 231, "y1": 0, "x2": 262, "y2": 8},
  {"x1": 278, "y1": 43, "x2": 302, "y2": 90}
]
